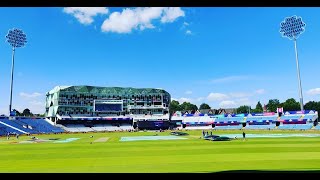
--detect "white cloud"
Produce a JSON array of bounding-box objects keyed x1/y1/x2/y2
[
  {"x1": 183, "y1": 22, "x2": 189, "y2": 26},
  {"x1": 101, "y1": 7, "x2": 185, "y2": 34},
  {"x1": 307, "y1": 88, "x2": 320, "y2": 95},
  {"x1": 24, "y1": 101, "x2": 45, "y2": 114},
  {"x1": 210, "y1": 75, "x2": 250, "y2": 84},
  {"x1": 207, "y1": 93, "x2": 229, "y2": 101},
  {"x1": 255, "y1": 89, "x2": 266, "y2": 94},
  {"x1": 19, "y1": 92, "x2": 42, "y2": 98},
  {"x1": 160, "y1": 7, "x2": 185, "y2": 23},
  {"x1": 64, "y1": 7, "x2": 109, "y2": 25},
  {"x1": 185, "y1": 90, "x2": 192, "y2": 95},
  {"x1": 186, "y1": 30, "x2": 192, "y2": 35},
  {"x1": 172, "y1": 97, "x2": 194, "y2": 104},
  {"x1": 101, "y1": 7, "x2": 162, "y2": 33},
  {"x1": 235, "y1": 98, "x2": 253, "y2": 107},
  {"x1": 219, "y1": 100, "x2": 237, "y2": 108},
  {"x1": 177, "y1": 97, "x2": 192, "y2": 103}
]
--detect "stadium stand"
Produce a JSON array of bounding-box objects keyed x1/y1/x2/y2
[
  {"x1": 0, "y1": 117, "x2": 64, "y2": 136},
  {"x1": 172, "y1": 110, "x2": 318, "y2": 131}
]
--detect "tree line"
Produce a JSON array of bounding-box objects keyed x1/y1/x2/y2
[
  {"x1": 12, "y1": 108, "x2": 45, "y2": 117},
  {"x1": 169, "y1": 98, "x2": 320, "y2": 114}
]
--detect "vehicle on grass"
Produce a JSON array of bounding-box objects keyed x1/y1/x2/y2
[
  {"x1": 170, "y1": 131, "x2": 189, "y2": 136},
  {"x1": 204, "y1": 135, "x2": 232, "y2": 141}
]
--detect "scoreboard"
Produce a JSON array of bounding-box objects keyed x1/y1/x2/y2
[{"x1": 94, "y1": 99, "x2": 123, "y2": 112}]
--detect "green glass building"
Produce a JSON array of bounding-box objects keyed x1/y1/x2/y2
[{"x1": 45, "y1": 86, "x2": 171, "y2": 121}]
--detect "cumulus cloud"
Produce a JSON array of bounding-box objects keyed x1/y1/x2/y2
[
  {"x1": 19, "y1": 92, "x2": 42, "y2": 98},
  {"x1": 207, "y1": 93, "x2": 229, "y2": 101},
  {"x1": 307, "y1": 88, "x2": 320, "y2": 95},
  {"x1": 101, "y1": 7, "x2": 184, "y2": 33},
  {"x1": 172, "y1": 97, "x2": 195, "y2": 104},
  {"x1": 219, "y1": 100, "x2": 237, "y2": 108},
  {"x1": 186, "y1": 30, "x2": 192, "y2": 35},
  {"x1": 64, "y1": 7, "x2": 109, "y2": 25},
  {"x1": 160, "y1": 7, "x2": 185, "y2": 23},
  {"x1": 235, "y1": 98, "x2": 253, "y2": 107},
  {"x1": 255, "y1": 89, "x2": 266, "y2": 94},
  {"x1": 185, "y1": 90, "x2": 192, "y2": 95},
  {"x1": 177, "y1": 97, "x2": 192, "y2": 103},
  {"x1": 22, "y1": 101, "x2": 45, "y2": 114}
]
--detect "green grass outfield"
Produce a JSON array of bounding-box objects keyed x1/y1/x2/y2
[{"x1": 1, "y1": 130, "x2": 320, "y2": 173}]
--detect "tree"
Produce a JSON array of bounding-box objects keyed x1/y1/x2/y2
[
  {"x1": 180, "y1": 102, "x2": 198, "y2": 112},
  {"x1": 266, "y1": 99, "x2": 280, "y2": 112},
  {"x1": 199, "y1": 103, "x2": 211, "y2": 110},
  {"x1": 236, "y1": 105, "x2": 251, "y2": 114},
  {"x1": 304, "y1": 101, "x2": 320, "y2": 112},
  {"x1": 255, "y1": 101, "x2": 263, "y2": 112},
  {"x1": 12, "y1": 109, "x2": 21, "y2": 116},
  {"x1": 169, "y1": 100, "x2": 181, "y2": 115},
  {"x1": 282, "y1": 98, "x2": 300, "y2": 111},
  {"x1": 22, "y1": 108, "x2": 33, "y2": 117}
]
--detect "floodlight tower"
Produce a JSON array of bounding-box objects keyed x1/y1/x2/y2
[
  {"x1": 280, "y1": 15, "x2": 306, "y2": 111},
  {"x1": 5, "y1": 28, "x2": 27, "y2": 115}
]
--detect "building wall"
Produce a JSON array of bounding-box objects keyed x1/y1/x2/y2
[{"x1": 45, "y1": 86, "x2": 170, "y2": 117}]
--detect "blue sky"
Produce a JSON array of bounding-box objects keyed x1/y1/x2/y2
[{"x1": 1, "y1": 7, "x2": 320, "y2": 115}]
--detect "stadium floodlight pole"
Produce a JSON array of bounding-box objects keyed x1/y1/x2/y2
[
  {"x1": 5, "y1": 28, "x2": 27, "y2": 116},
  {"x1": 280, "y1": 15, "x2": 306, "y2": 112}
]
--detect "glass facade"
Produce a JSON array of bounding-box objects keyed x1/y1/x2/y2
[{"x1": 45, "y1": 86, "x2": 171, "y2": 117}]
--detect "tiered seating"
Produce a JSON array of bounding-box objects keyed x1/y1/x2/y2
[
  {"x1": 246, "y1": 116, "x2": 277, "y2": 122},
  {"x1": 0, "y1": 122, "x2": 24, "y2": 135},
  {"x1": 18, "y1": 118, "x2": 64, "y2": 133},
  {"x1": 281, "y1": 115, "x2": 303, "y2": 120},
  {"x1": 260, "y1": 116, "x2": 278, "y2": 121},
  {"x1": 62, "y1": 123, "x2": 134, "y2": 132},
  {"x1": 214, "y1": 125, "x2": 242, "y2": 130},
  {"x1": 295, "y1": 124, "x2": 313, "y2": 130},
  {"x1": 1, "y1": 119, "x2": 37, "y2": 134},
  {"x1": 226, "y1": 117, "x2": 245, "y2": 122},
  {"x1": 244, "y1": 124, "x2": 276, "y2": 130},
  {"x1": 119, "y1": 124, "x2": 134, "y2": 131},
  {"x1": 62, "y1": 124, "x2": 86, "y2": 132},
  {"x1": 277, "y1": 124, "x2": 298, "y2": 130},
  {"x1": 90, "y1": 126, "x2": 108, "y2": 131},
  {"x1": 302, "y1": 114, "x2": 316, "y2": 121},
  {"x1": 185, "y1": 126, "x2": 213, "y2": 130}
]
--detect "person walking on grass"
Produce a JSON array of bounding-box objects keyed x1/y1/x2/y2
[{"x1": 242, "y1": 131, "x2": 246, "y2": 141}]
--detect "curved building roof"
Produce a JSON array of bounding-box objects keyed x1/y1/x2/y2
[{"x1": 47, "y1": 85, "x2": 170, "y2": 96}]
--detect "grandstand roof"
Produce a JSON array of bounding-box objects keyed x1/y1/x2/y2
[
  {"x1": 47, "y1": 85, "x2": 170, "y2": 95},
  {"x1": 48, "y1": 86, "x2": 71, "y2": 94}
]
